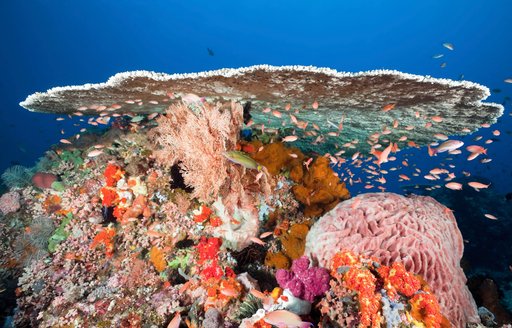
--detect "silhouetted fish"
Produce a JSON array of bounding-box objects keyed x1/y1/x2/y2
[
  {"x1": 506, "y1": 193, "x2": 512, "y2": 202},
  {"x1": 207, "y1": 48, "x2": 214, "y2": 56}
]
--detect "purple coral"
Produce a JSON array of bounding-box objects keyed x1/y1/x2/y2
[{"x1": 275, "y1": 256, "x2": 330, "y2": 302}]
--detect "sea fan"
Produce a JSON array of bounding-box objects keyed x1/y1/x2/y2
[
  {"x1": 1, "y1": 165, "x2": 33, "y2": 189},
  {"x1": 149, "y1": 101, "x2": 243, "y2": 202}
]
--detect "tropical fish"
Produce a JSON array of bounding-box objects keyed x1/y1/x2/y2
[
  {"x1": 432, "y1": 54, "x2": 444, "y2": 59},
  {"x1": 468, "y1": 182, "x2": 490, "y2": 191},
  {"x1": 445, "y1": 182, "x2": 463, "y2": 190},
  {"x1": 484, "y1": 213, "x2": 498, "y2": 220},
  {"x1": 282, "y1": 135, "x2": 298, "y2": 142},
  {"x1": 466, "y1": 145, "x2": 487, "y2": 154},
  {"x1": 504, "y1": 78, "x2": 512, "y2": 83},
  {"x1": 443, "y1": 42, "x2": 454, "y2": 50},
  {"x1": 87, "y1": 150, "x2": 104, "y2": 157},
  {"x1": 382, "y1": 103, "x2": 396, "y2": 112},
  {"x1": 431, "y1": 116, "x2": 443, "y2": 123},
  {"x1": 312, "y1": 100, "x2": 319, "y2": 109},
  {"x1": 167, "y1": 312, "x2": 181, "y2": 328},
  {"x1": 223, "y1": 151, "x2": 262, "y2": 171},
  {"x1": 428, "y1": 140, "x2": 464, "y2": 156},
  {"x1": 263, "y1": 310, "x2": 312, "y2": 328}
]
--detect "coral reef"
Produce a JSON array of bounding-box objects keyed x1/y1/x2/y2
[{"x1": 305, "y1": 192, "x2": 480, "y2": 326}]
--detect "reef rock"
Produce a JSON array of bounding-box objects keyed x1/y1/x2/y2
[
  {"x1": 305, "y1": 192, "x2": 479, "y2": 327},
  {"x1": 20, "y1": 65, "x2": 503, "y2": 155}
]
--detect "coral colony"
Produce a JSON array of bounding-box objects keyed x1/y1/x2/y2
[{"x1": 0, "y1": 65, "x2": 505, "y2": 327}]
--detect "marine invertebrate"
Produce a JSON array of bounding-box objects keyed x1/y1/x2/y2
[
  {"x1": 327, "y1": 250, "x2": 448, "y2": 328},
  {"x1": 265, "y1": 223, "x2": 309, "y2": 269},
  {"x1": 0, "y1": 191, "x2": 21, "y2": 215},
  {"x1": 292, "y1": 156, "x2": 350, "y2": 217},
  {"x1": 31, "y1": 172, "x2": 58, "y2": 189},
  {"x1": 275, "y1": 256, "x2": 330, "y2": 302},
  {"x1": 1, "y1": 165, "x2": 33, "y2": 189},
  {"x1": 250, "y1": 142, "x2": 304, "y2": 176},
  {"x1": 20, "y1": 65, "x2": 503, "y2": 157},
  {"x1": 149, "y1": 100, "x2": 243, "y2": 203},
  {"x1": 149, "y1": 246, "x2": 167, "y2": 272},
  {"x1": 305, "y1": 192, "x2": 479, "y2": 326},
  {"x1": 90, "y1": 226, "x2": 116, "y2": 258}
]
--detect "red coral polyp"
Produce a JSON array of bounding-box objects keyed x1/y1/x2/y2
[
  {"x1": 90, "y1": 227, "x2": 116, "y2": 258},
  {"x1": 193, "y1": 205, "x2": 213, "y2": 223},
  {"x1": 104, "y1": 164, "x2": 124, "y2": 187},
  {"x1": 197, "y1": 237, "x2": 222, "y2": 263},
  {"x1": 379, "y1": 262, "x2": 421, "y2": 298},
  {"x1": 101, "y1": 187, "x2": 119, "y2": 207},
  {"x1": 410, "y1": 293, "x2": 444, "y2": 328}
]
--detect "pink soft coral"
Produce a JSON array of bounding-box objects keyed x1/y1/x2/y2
[{"x1": 275, "y1": 256, "x2": 330, "y2": 302}]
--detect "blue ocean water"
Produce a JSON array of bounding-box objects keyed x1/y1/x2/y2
[
  {"x1": 1, "y1": 0, "x2": 512, "y2": 325},
  {"x1": 2, "y1": 0, "x2": 512, "y2": 193}
]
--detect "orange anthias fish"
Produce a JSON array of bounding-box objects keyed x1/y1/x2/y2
[
  {"x1": 371, "y1": 142, "x2": 394, "y2": 166},
  {"x1": 382, "y1": 103, "x2": 396, "y2": 112},
  {"x1": 263, "y1": 310, "x2": 313, "y2": 328},
  {"x1": 468, "y1": 181, "x2": 491, "y2": 191},
  {"x1": 466, "y1": 145, "x2": 487, "y2": 155}
]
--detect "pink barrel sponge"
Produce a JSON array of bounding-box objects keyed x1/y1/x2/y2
[
  {"x1": 31, "y1": 172, "x2": 58, "y2": 189},
  {"x1": 304, "y1": 192, "x2": 479, "y2": 327},
  {"x1": 275, "y1": 256, "x2": 330, "y2": 302},
  {"x1": 0, "y1": 191, "x2": 21, "y2": 215}
]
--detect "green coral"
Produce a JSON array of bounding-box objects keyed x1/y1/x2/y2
[
  {"x1": 235, "y1": 293, "x2": 263, "y2": 320},
  {"x1": 48, "y1": 213, "x2": 73, "y2": 253},
  {"x1": 50, "y1": 181, "x2": 66, "y2": 192},
  {"x1": 168, "y1": 252, "x2": 191, "y2": 271},
  {"x1": 1, "y1": 165, "x2": 33, "y2": 189},
  {"x1": 59, "y1": 150, "x2": 84, "y2": 167}
]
